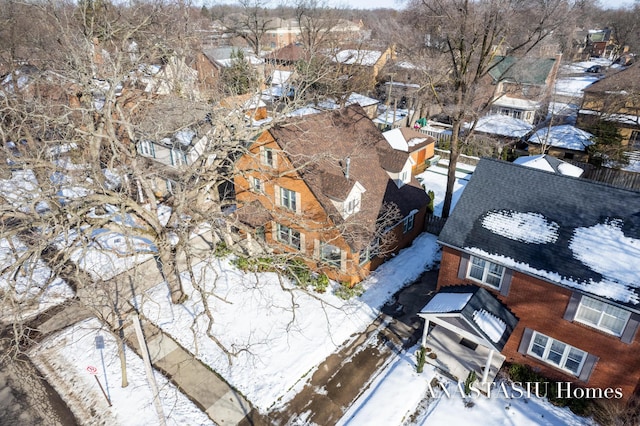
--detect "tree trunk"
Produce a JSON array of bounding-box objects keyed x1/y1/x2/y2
[
  {"x1": 442, "y1": 121, "x2": 461, "y2": 218},
  {"x1": 158, "y1": 246, "x2": 186, "y2": 304}
]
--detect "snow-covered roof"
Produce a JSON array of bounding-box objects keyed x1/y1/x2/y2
[
  {"x1": 382, "y1": 128, "x2": 428, "y2": 152},
  {"x1": 315, "y1": 93, "x2": 379, "y2": 110},
  {"x1": 492, "y1": 96, "x2": 540, "y2": 110},
  {"x1": 333, "y1": 49, "x2": 383, "y2": 66},
  {"x1": 528, "y1": 124, "x2": 594, "y2": 151},
  {"x1": 472, "y1": 309, "x2": 506, "y2": 343},
  {"x1": 271, "y1": 69, "x2": 292, "y2": 86},
  {"x1": 419, "y1": 286, "x2": 518, "y2": 350},
  {"x1": 513, "y1": 155, "x2": 584, "y2": 177},
  {"x1": 421, "y1": 293, "x2": 473, "y2": 313},
  {"x1": 439, "y1": 158, "x2": 640, "y2": 308},
  {"x1": 470, "y1": 114, "x2": 533, "y2": 138},
  {"x1": 373, "y1": 109, "x2": 413, "y2": 125}
]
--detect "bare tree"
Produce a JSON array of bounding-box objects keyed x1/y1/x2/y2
[
  {"x1": 404, "y1": 0, "x2": 573, "y2": 217},
  {"x1": 223, "y1": 0, "x2": 276, "y2": 55}
]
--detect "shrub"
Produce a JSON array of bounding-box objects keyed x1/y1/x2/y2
[
  {"x1": 506, "y1": 363, "x2": 594, "y2": 416},
  {"x1": 213, "y1": 242, "x2": 232, "y2": 258},
  {"x1": 464, "y1": 371, "x2": 477, "y2": 396},
  {"x1": 334, "y1": 281, "x2": 365, "y2": 300},
  {"x1": 416, "y1": 346, "x2": 427, "y2": 373}
]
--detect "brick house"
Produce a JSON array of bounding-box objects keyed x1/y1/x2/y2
[
  {"x1": 233, "y1": 105, "x2": 430, "y2": 284},
  {"x1": 423, "y1": 158, "x2": 640, "y2": 399}
]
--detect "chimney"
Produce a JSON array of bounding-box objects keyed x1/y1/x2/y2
[{"x1": 345, "y1": 157, "x2": 351, "y2": 180}]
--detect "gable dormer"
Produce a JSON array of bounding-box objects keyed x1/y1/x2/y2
[{"x1": 327, "y1": 180, "x2": 366, "y2": 220}]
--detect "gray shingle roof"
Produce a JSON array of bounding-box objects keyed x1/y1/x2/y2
[{"x1": 439, "y1": 158, "x2": 640, "y2": 309}]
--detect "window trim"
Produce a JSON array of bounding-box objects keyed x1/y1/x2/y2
[
  {"x1": 402, "y1": 213, "x2": 415, "y2": 234},
  {"x1": 171, "y1": 149, "x2": 187, "y2": 167},
  {"x1": 527, "y1": 331, "x2": 587, "y2": 376},
  {"x1": 251, "y1": 176, "x2": 264, "y2": 194},
  {"x1": 261, "y1": 147, "x2": 275, "y2": 168},
  {"x1": 574, "y1": 295, "x2": 631, "y2": 337},
  {"x1": 139, "y1": 140, "x2": 155, "y2": 157},
  {"x1": 280, "y1": 187, "x2": 298, "y2": 212},
  {"x1": 319, "y1": 242, "x2": 342, "y2": 268},
  {"x1": 275, "y1": 223, "x2": 301, "y2": 250},
  {"x1": 466, "y1": 255, "x2": 505, "y2": 289}
]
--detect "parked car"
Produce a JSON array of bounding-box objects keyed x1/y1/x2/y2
[{"x1": 586, "y1": 65, "x2": 603, "y2": 73}]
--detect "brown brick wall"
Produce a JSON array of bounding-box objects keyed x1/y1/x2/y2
[
  {"x1": 235, "y1": 132, "x2": 428, "y2": 285},
  {"x1": 438, "y1": 246, "x2": 640, "y2": 401}
]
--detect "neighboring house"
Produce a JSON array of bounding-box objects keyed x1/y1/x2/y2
[
  {"x1": 488, "y1": 54, "x2": 562, "y2": 124},
  {"x1": 233, "y1": 105, "x2": 429, "y2": 284},
  {"x1": 428, "y1": 158, "x2": 640, "y2": 400},
  {"x1": 577, "y1": 63, "x2": 640, "y2": 161},
  {"x1": 314, "y1": 92, "x2": 380, "y2": 119},
  {"x1": 219, "y1": 93, "x2": 270, "y2": 127},
  {"x1": 135, "y1": 99, "x2": 214, "y2": 195},
  {"x1": 261, "y1": 18, "x2": 301, "y2": 51},
  {"x1": 584, "y1": 28, "x2": 620, "y2": 60},
  {"x1": 332, "y1": 46, "x2": 395, "y2": 87},
  {"x1": 264, "y1": 43, "x2": 308, "y2": 69},
  {"x1": 382, "y1": 127, "x2": 436, "y2": 175},
  {"x1": 200, "y1": 47, "x2": 264, "y2": 73},
  {"x1": 527, "y1": 124, "x2": 594, "y2": 162},
  {"x1": 132, "y1": 56, "x2": 201, "y2": 100}
]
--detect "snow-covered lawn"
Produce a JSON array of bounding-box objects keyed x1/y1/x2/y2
[
  {"x1": 29, "y1": 317, "x2": 214, "y2": 426},
  {"x1": 138, "y1": 233, "x2": 442, "y2": 412},
  {"x1": 339, "y1": 344, "x2": 594, "y2": 426}
]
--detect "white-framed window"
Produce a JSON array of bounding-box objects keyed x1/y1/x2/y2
[
  {"x1": 359, "y1": 239, "x2": 379, "y2": 265},
  {"x1": 262, "y1": 147, "x2": 274, "y2": 167},
  {"x1": 320, "y1": 242, "x2": 341, "y2": 267},
  {"x1": 166, "y1": 179, "x2": 175, "y2": 194},
  {"x1": 467, "y1": 255, "x2": 505, "y2": 289},
  {"x1": 344, "y1": 197, "x2": 360, "y2": 216},
  {"x1": 402, "y1": 213, "x2": 415, "y2": 234},
  {"x1": 280, "y1": 187, "x2": 297, "y2": 211},
  {"x1": 251, "y1": 177, "x2": 263, "y2": 193},
  {"x1": 528, "y1": 331, "x2": 587, "y2": 376},
  {"x1": 575, "y1": 296, "x2": 631, "y2": 336},
  {"x1": 276, "y1": 223, "x2": 301, "y2": 250},
  {"x1": 171, "y1": 149, "x2": 187, "y2": 167},
  {"x1": 400, "y1": 171, "x2": 408, "y2": 182},
  {"x1": 139, "y1": 140, "x2": 155, "y2": 157}
]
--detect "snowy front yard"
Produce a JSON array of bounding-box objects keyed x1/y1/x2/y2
[
  {"x1": 138, "y1": 233, "x2": 442, "y2": 412},
  {"x1": 340, "y1": 344, "x2": 594, "y2": 426}
]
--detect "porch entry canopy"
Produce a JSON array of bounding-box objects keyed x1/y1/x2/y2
[{"x1": 419, "y1": 285, "x2": 519, "y2": 352}]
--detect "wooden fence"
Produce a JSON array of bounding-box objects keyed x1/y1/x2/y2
[
  {"x1": 566, "y1": 161, "x2": 640, "y2": 191},
  {"x1": 424, "y1": 214, "x2": 448, "y2": 236}
]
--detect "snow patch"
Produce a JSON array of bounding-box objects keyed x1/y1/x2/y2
[
  {"x1": 569, "y1": 219, "x2": 640, "y2": 289},
  {"x1": 472, "y1": 309, "x2": 506, "y2": 343},
  {"x1": 481, "y1": 210, "x2": 559, "y2": 244}
]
